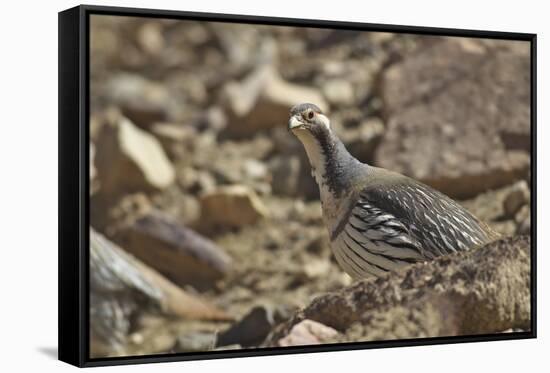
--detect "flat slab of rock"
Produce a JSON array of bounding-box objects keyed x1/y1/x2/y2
[
  {"x1": 266, "y1": 236, "x2": 531, "y2": 345},
  {"x1": 377, "y1": 38, "x2": 531, "y2": 199},
  {"x1": 112, "y1": 210, "x2": 232, "y2": 290},
  {"x1": 95, "y1": 111, "x2": 175, "y2": 196},
  {"x1": 199, "y1": 185, "x2": 269, "y2": 229}
]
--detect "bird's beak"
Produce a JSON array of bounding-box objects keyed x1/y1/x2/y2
[{"x1": 288, "y1": 115, "x2": 304, "y2": 131}]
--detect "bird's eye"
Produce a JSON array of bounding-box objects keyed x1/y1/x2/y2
[{"x1": 307, "y1": 111, "x2": 314, "y2": 120}]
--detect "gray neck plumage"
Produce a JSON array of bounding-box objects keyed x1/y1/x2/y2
[{"x1": 296, "y1": 126, "x2": 366, "y2": 200}]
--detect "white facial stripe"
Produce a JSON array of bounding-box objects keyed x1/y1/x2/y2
[
  {"x1": 293, "y1": 130, "x2": 326, "y2": 183},
  {"x1": 316, "y1": 113, "x2": 330, "y2": 130},
  {"x1": 291, "y1": 112, "x2": 332, "y2": 187}
]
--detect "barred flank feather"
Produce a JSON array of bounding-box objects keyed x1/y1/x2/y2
[{"x1": 331, "y1": 181, "x2": 496, "y2": 279}]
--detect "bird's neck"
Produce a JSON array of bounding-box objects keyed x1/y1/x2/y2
[{"x1": 295, "y1": 128, "x2": 366, "y2": 200}]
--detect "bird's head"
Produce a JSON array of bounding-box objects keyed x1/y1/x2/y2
[
  {"x1": 288, "y1": 103, "x2": 337, "y2": 183},
  {"x1": 288, "y1": 103, "x2": 334, "y2": 165},
  {"x1": 288, "y1": 103, "x2": 362, "y2": 197},
  {"x1": 288, "y1": 103, "x2": 330, "y2": 134},
  {"x1": 288, "y1": 103, "x2": 365, "y2": 199}
]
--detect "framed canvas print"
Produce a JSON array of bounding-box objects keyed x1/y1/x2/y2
[{"x1": 58, "y1": 4, "x2": 537, "y2": 367}]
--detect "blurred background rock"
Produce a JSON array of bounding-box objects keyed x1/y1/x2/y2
[{"x1": 89, "y1": 15, "x2": 531, "y2": 357}]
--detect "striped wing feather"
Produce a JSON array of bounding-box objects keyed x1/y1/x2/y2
[
  {"x1": 357, "y1": 180, "x2": 492, "y2": 257},
  {"x1": 333, "y1": 178, "x2": 494, "y2": 279}
]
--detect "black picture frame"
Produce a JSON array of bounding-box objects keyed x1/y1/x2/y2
[{"x1": 58, "y1": 4, "x2": 537, "y2": 368}]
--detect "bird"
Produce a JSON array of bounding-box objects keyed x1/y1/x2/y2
[{"x1": 288, "y1": 102, "x2": 499, "y2": 279}]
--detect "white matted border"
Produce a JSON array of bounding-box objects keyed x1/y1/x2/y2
[{"x1": 0, "y1": 0, "x2": 545, "y2": 372}]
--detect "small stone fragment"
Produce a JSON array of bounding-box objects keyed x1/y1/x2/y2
[
  {"x1": 200, "y1": 185, "x2": 269, "y2": 228},
  {"x1": 176, "y1": 332, "x2": 217, "y2": 352},
  {"x1": 278, "y1": 319, "x2": 339, "y2": 347},
  {"x1": 303, "y1": 259, "x2": 331, "y2": 279},
  {"x1": 515, "y1": 205, "x2": 531, "y2": 235},
  {"x1": 322, "y1": 79, "x2": 355, "y2": 106},
  {"x1": 503, "y1": 180, "x2": 530, "y2": 218}
]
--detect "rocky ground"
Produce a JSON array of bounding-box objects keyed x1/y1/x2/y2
[{"x1": 88, "y1": 16, "x2": 532, "y2": 357}]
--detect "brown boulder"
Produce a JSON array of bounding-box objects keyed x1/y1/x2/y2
[
  {"x1": 112, "y1": 210, "x2": 232, "y2": 290},
  {"x1": 377, "y1": 38, "x2": 531, "y2": 199},
  {"x1": 266, "y1": 236, "x2": 531, "y2": 345}
]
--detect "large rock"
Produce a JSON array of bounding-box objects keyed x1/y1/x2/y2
[
  {"x1": 199, "y1": 185, "x2": 269, "y2": 229},
  {"x1": 112, "y1": 210, "x2": 232, "y2": 290},
  {"x1": 377, "y1": 38, "x2": 531, "y2": 199},
  {"x1": 94, "y1": 111, "x2": 175, "y2": 197},
  {"x1": 90, "y1": 229, "x2": 229, "y2": 357},
  {"x1": 221, "y1": 65, "x2": 327, "y2": 138},
  {"x1": 265, "y1": 236, "x2": 531, "y2": 345}
]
